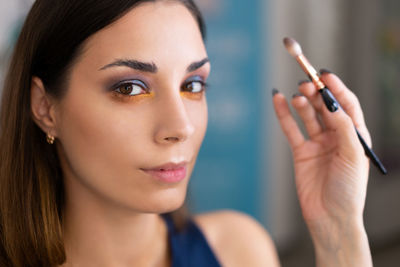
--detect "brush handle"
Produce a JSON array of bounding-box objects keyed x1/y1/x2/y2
[
  {"x1": 320, "y1": 88, "x2": 339, "y2": 112},
  {"x1": 356, "y1": 129, "x2": 387, "y2": 175},
  {"x1": 318, "y1": 88, "x2": 387, "y2": 175}
]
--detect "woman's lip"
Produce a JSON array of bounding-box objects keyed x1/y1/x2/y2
[
  {"x1": 141, "y1": 162, "x2": 188, "y2": 183},
  {"x1": 142, "y1": 166, "x2": 187, "y2": 183},
  {"x1": 143, "y1": 162, "x2": 188, "y2": 171}
]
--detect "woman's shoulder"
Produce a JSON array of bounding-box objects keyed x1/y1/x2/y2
[{"x1": 193, "y1": 210, "x2": 280, "y2": 267}]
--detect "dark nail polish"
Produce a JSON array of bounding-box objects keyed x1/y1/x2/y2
[
  {"x1": 272, "y1": 88, "x2": 279, "y2": 96},
  {"x1": 320, "y1": 68, "x2": 332, "y2": 75},
  {"x1": 298, "y1": 80, "x2": 310, "y2": 86},
  {"x1": 320, "y1": 88, "x2": 339, "y2": 112},
  {"x1": 292, "y1": 93, "x2": 303, "y2": 98}
]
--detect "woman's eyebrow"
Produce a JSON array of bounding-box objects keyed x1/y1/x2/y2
[
  {"x1": 187, "y1": 58, "x2": 210, "y2": 72},
  {"x1": 99, "y1": 57, "x2": 209, "y2": 73},
  {"x1": 99, "y1": 59, "x2": 157, "y2": 72}
]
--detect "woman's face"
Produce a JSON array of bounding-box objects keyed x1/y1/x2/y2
[{"x1": 54, "y1": 1, "x2": 209, "y2": 213}]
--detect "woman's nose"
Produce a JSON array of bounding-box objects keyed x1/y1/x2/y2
[{"x1": 153, "y1": 93, "x2": 195, "y2": 145}]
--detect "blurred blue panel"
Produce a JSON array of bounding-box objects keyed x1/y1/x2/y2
[{"x1": 189, "y1": 0, "x2": 268, "y2": 223}]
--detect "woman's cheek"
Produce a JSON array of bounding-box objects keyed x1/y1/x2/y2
[
  {"x1": 188, "y1": 98, "x2": 208, "y2": 146},
  {"x1": 57, "y1": 94, "x2": 147, "y2": 178}
]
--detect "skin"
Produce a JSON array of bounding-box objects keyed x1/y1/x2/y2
[
  {"x1": 34, "y1": 2, "x2": 208, "y2": 266},
  {"x1": 30, "y1": 1, "x2": 372, "y2": 266},
  {"x1": 273, "y1": 75, "x2": 373, "y2": 266},
  {"x1": 31, "y1": 2, "x2": 278, "y2": 266}
]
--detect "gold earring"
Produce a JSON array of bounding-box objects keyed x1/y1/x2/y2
[{"x1": 46, "y1": 133, "x2": 55, "y2": 145}]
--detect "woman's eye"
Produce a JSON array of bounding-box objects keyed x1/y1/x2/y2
[
  {"x1": 113, "y1": 80, "x2": 147, "y2": 96},
  {"x1": 182, "y1": 80, "x2": 207, "y2": 93}
]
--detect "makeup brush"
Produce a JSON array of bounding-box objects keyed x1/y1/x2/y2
[{"x1": 283, "y1": 37, "x2": 387, "y2": 175}]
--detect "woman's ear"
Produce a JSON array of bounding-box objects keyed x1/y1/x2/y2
[{"x1": 30, "y1": 76, "x2": 58, "y2": 136}]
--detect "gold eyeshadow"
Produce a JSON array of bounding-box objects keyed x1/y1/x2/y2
[
  {"x1": 107, "y1": 74, "x2": 207, "y2": 103},
  {"x1": 180, "y1": 91, "x2": 204, "y2": 100},
  {"x1": 111, "y1": 91, "x2": 155, "y2": 103}
]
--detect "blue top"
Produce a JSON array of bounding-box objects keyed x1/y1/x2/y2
[{"x1": 162, "y1": 214, "x2": 222, "y2": 267}]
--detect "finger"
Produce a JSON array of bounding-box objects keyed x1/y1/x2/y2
[
  {"x1": 319, "y1": 72, "x2": 371, "y2": 146},
  {"x1": 272, "y1": 90, "x2": 305, "y2": 149},
  {"x1": 320, "y1": 72, "x2": 366, "y2": 129},
  {"x1": 298, "y1": 81, "x2": 324, "y2": 112},
  {"x1": 320, "y1": 105, "x2": 364, "y2": 156},
  {"x1": 291, "y1": 94, "x2": 323, "y2": 138}
]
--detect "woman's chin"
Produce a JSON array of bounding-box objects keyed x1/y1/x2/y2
[
  {"x1": 141, "y1": 201, "x2": 185, "y2": 215},
  {"x1": 135, "y1": 190, "x2": 187, "y2": 214}
]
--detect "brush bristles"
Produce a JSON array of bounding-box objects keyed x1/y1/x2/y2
[{"x1": 283, "y1": 37, "x2": 302, "y2": 57}]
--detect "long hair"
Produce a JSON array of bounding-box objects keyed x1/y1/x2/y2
[{"x1": 0, "y1": 0, "x2": 205, "y2": 266}]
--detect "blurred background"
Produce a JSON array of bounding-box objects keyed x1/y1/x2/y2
[{"x1": 1, "y1": 0, "x2": 399, "y2": 266}]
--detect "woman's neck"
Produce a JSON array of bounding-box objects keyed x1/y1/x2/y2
[{"x1": 61, "y1": 188, "x2": 170, "y2": 267}]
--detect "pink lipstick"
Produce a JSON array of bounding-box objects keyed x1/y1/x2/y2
[{"x1": 141, "y1": 162, "x2": 188, "y2": 183}]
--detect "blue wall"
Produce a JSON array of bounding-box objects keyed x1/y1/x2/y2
[{"x1": 189, "y1": 0, "x2": 268, "y2": 223}]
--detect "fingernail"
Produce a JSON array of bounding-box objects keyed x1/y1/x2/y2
[
  {"x1": 320, "y1": 68, "x2": 332, "y2": 75},
  {"x1": 292, "y1": 92, "x2": 303, "y2": 98},
  {"x1": 272, "y1": 88, "x2": 279, "y2": 96},
  {"x1": 298, "y1": 80, "x2": 310, "y2": 86}
]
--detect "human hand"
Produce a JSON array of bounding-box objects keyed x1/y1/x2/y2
[{"x1": 272, "y1": 71, "x2": 372, "y2": 266}]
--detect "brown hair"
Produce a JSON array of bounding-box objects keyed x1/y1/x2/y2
[{"x1": 0, "y1": 0, "x2": 205, "y2": 266}]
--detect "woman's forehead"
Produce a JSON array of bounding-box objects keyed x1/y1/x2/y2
[{"x1": 80, "y1": 1, "x2": 206, "y2": 66}]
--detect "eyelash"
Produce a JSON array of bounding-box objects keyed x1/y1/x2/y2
[
  {"x1": 112, "y1": 79, "x2": 148, "y2": 96},
  {"x1": 181, "y1": 78, "x2": 209, "y2": 94},
  {"x1": 111, "y1": 77, "x2": 209, "y2": 97}
]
